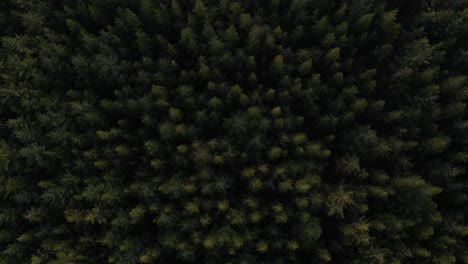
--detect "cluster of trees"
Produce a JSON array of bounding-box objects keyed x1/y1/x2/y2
[{"x1": 0, "y1": 0, "x2": 467, "y2": 263}]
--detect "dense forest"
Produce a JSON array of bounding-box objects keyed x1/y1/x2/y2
[{"x1": 0, "y1": 0, "x2": 467, "y2": 263}]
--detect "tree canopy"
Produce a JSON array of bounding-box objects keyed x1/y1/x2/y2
[{"x1": 0, "y1": 0, "x2": 467, "y2": 263}]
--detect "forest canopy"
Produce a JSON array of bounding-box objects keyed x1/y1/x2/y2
[{"x1": 0, "y1": 0, "x2": 467, "y2": 263}]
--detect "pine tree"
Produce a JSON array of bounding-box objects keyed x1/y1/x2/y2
[{"x1": 0, "y1": 0, "x2": 467, "y2": 263}]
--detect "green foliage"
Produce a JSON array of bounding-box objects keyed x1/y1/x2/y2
[
  {"x1": 298, "y1": 59, "x2": 312, "y2": 76},
  {"x1": 326, "y1": 186, "x2": 355, "y2": 218},
  {"x1": 323, "y1": 47, "x2": 341, "y2": 64},
  {"x1": 0, "y1": 1, "x2": 466, "y2": 263},
  {"x1": 296, "y1": 217, "x2": 322, "y2": 247},
  {"x1": 271, "y1": 54, "x2": 284, "y2": 75},
  {"x1": 352, "y1": 13, "x2": 374, "y2": 34},
  {"x1": 225, "y1": 25, "x2": 239, "y2": 45}
]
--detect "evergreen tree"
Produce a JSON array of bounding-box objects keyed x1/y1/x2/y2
[{"x1": 0, "y1": 0, "x2": 467, "y2": 263}]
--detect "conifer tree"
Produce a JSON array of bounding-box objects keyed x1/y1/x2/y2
[{"x1": 0, "y1": 0, "x2": 467, "y2": 263}]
